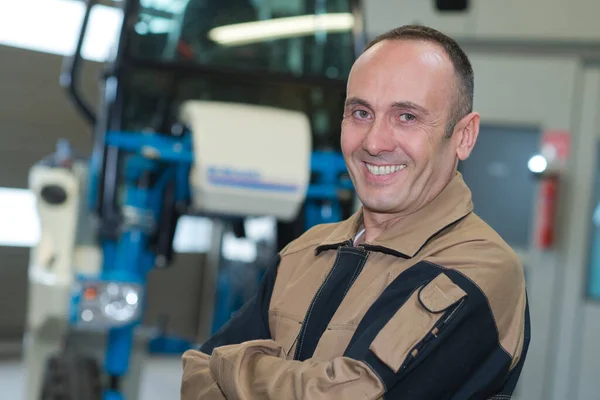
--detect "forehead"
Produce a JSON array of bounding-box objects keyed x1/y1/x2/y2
[{"x1": 347, "y1": 40, "x2": 456, "y2": 109}]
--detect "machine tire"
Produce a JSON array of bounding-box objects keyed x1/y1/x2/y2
[{"x1": 40, "y1": 352, "x2": 102, "y2": 400}]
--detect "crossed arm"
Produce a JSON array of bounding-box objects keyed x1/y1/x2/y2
[
  {"x1": 181, "y1": 255, "x2": 383, "y2": 400},
  {"x1": 181, "y1": 340, "x2": 384, "y2": 400}
]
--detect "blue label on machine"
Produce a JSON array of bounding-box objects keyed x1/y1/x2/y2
[{"x1": 207, "y1": 166, "x2": 298, "y2": 193}]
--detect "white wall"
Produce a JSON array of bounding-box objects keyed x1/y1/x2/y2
[
  {"x1": 470, "y1": 54, "x2": 579, "y2": 130},
  {"x1": 467, "y1": 52, "x2": 583, "y2": 400},
  {"x1": 473, "y1": 0, "x2": 600, "y2": 41},
  {"x1": 548, "y1": 66, "x2": 600, "y2": 400},
  {"x1": 363, "y1": 0, "x2": 475, "y2": 38},
  {"x1": 363, "y1": 0, "x2": 600, "y2": 42}
]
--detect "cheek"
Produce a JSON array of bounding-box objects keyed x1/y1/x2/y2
[{"x1": 399, "y1": 134, "x2": 432, "y2": 168}]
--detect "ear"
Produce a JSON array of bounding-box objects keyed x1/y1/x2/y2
[{"x1": 453, "y1": 112, "x2": 480, "y2": 161}]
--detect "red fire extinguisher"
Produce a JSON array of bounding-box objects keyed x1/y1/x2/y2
[
  {"x1": 535, "y1": 174, "x2": 559, "y2": 249},
  {"x1": 531, "y1": 131, "x2": 570, "y2": 250}
]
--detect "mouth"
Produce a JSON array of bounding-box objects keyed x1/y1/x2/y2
[{"x1": 364, "y1": 162, "x2": 407, "y2": 176}]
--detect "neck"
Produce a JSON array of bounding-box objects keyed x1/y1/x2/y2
[{"x1": 361, "y1": 212, "x2": 405, "y2": 243}]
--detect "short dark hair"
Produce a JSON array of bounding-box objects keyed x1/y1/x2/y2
[{"x1": 364, "y1": 25, "x2": 474, "y2": 137}]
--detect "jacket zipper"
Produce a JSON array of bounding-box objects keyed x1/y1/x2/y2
[
  {"x1": 293, "y1": 241, "x2": 362, "y2": 360},
  {"x1": 293, "y1": 250, "x2": 343, "y2": 360}
]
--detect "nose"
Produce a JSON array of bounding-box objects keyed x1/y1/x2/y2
[{"x1": 362, "y1": 118, "x2": 396, "y2": 156}]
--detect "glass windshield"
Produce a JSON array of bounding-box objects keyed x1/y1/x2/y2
[
  {"x1": 129, "y1": 0, "x2": 357, "y2": 80},
  {"x1": 120, "y1": 69, "x2": 347, "y2": 150}
]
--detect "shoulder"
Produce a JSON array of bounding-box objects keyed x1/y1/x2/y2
[
  {"x1": 427, "y1": 211, "x2": 522, "y2": 281},
  {"x1": 427, "y1": 211, "x2": 525, "y2": 305},
  {"x1": 425, "y1": 212, "x2": 527, "y2": 359}
]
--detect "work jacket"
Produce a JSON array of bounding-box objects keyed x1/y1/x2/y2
[{"x1": 181, "y1": 172, "x2": 531, "y2": 400}]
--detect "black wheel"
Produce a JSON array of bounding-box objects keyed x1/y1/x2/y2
[{"x1": 40, "y1": 351, "x2": 102, "y2": 400}]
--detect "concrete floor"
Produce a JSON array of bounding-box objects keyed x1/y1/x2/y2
[{"x1": 0, "y1": 355, "x2": 183, "y2": 399}]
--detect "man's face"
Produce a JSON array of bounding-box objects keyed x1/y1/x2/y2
[{"x1": 341, "y1": 39, "x2": 470, "y2": 216}]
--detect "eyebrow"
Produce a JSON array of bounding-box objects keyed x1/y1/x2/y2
[
  {"x1": 391, "y1": 101, "x2": 431, "y2": 117},
  {"x1": 344, "y1": 97, "x2": 371, "y2": 110},
  {"x1": 344, "y1": 97, "x2": 430, "y2": 117}
]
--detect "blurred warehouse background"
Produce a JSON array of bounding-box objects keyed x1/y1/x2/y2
[{"x1": 1, "y1": 0, "x2": 600, "y2": 399}]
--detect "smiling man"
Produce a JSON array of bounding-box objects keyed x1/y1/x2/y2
[{"x1": 181, "y1": 25, "x2": 530, "y2": 400}]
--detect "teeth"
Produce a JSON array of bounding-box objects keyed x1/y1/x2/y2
[{"x1": 366, "y1": 163, "x2": 406, "y2": 176}]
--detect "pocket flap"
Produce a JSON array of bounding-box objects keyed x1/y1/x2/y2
[
  {"x1": 368, "y1": 273, "x2": 467, "y2": 373},
  {"x1": 418, "y1": 273, "x2": 467, "y2": 313}
]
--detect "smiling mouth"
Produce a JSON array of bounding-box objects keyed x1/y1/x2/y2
[{"x1": 364, "y1": 162, "x2": 407, "y2": 176}]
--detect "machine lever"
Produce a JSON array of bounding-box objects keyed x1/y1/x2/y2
[{"x1": 59, "y1": 0, "x2": 98, "y2": 127}]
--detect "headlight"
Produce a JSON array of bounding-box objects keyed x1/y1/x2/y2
[{"x1": 71, "y1": 280, "x2": 144, "y2": 329}]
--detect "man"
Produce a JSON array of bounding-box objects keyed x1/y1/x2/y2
[{"x1": 181, "y1": 25, "x2": 530, "y2": 400}]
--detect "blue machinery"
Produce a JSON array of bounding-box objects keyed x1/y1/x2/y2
[
  {"x1": 53, "y1": 0, "x2": 364, "y2": 397},
  {"x1": 306, "y1": 151, "x2": 354, "y2": 230},
  {"x1": 70, "y1": 131, "x2": 193, "y2": 400},
  {"x1": 67, "y1": 130, "x2": 353, "y2": 400}
]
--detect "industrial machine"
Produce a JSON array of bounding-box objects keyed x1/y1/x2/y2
[
  {"x1": 26, "y1": 99, "x2": 313, "y2": 400},
  {"x1": 25, "y1": 140, "x2": 106, "y2": 400},
  {"x1": 23, "y1": 0, "x2": 363, "y2": 399}
]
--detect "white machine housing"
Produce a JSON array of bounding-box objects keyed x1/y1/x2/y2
[
  {"x1": 26, "y1": 161, "x2": 101, "y2": 332},
  {"x1": 180, "y1": 100, "x2": 312, "y2": 221},
  {"x1": 24, "y1": 159, "x2": 104, "y2": 400}
]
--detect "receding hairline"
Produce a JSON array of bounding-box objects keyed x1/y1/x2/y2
[
  {"x1": 353, "y1": 38, "x2": 463, "y2": 114},
  {"x1": 364, "y1": 36, "x2": 447, "y2": 55},
  {"x1": 360, "y1": 38, "x2": 456, "y2": 75},
  {"x1": 360, "y1": 33, "x2": 473, "y2": 136}
]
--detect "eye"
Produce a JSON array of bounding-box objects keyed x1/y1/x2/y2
[
  {"x1": 352, "y1": 109, "x2": 371, "y2": 120},
  {"x1": 399, "y1": 113, "x2": 416, "y2": 122}
]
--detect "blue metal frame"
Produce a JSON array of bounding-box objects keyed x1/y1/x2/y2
[
  {"x1": 72, "y1": 131, "x2": 193, "y2": 400},
  {"x1": 588, "y1": 203, "x2": 600, "y2": 300},
  {"x1": 104, "y1": 133, "x2": 192, "y2": 399},
  {"x1": 305, "y1": 150, "x2": 354, "y2": 230},
  {"x1": 72, "y1": 130, "x2": 353, "y2": 399}
]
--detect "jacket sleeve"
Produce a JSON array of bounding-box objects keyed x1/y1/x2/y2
[
  {"x1": 206, "y1": 269, "x2": 527, "y2": 400},
  {"x1": 181, "y1": 351, "x2": 226, "y2": 400},
  {"x1": 180, "y1": 254, "x2": 281, "y2": 399},
  {"x1": 208, "y1": 339, "x2": 385, "y2": 400}
]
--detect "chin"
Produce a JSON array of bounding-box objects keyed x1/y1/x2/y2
[{"x1": 359, "y1": 195, "x2": 403, "y2": 214}]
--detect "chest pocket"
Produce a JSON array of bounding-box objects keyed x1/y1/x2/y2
[
  {"x1": 313, "y1": 322, "x2": 357, "y2": 360},
  {"x1": 369, "y1": 272, "x2": 467, "y2": 373},
  {"x1": 268, "y1": 310, "x2": 302, "y2": 358}
]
